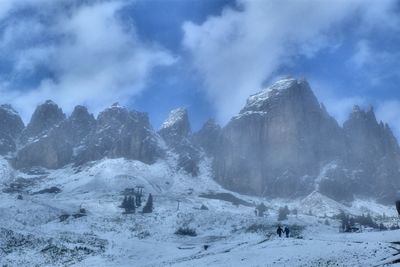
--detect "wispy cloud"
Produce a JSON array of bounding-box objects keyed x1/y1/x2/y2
[
  {"x1": 182, "y1": 0, "x2": 399, "y2": 123},
  {"x1": 348, "y1": 40, "x2": 400, "y2": 86},
  {"x1": 0, "y1": 0, "x2": 176, "y2": 121},
  {"x1": 376, "y1": 100, "x2": 400, "y2": 139}
]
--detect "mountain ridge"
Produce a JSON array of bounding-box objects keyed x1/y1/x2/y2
[{"x1": 1, "y1": 78, "x2": 399, "y2": 203}]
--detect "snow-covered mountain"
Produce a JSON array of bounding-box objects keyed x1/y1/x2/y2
[
  {"x1": 213, "y1": 78, "x2": 400, "y2": 203},
  {"x1": 2, "y1": 77, "x2": 400, "y2": 204},
  {"x1": 1, "y1": 151, "x2": 399, "y2": 266},
  {"x1": 1, "y1": 80, "x2": 400, "y2": 265}
]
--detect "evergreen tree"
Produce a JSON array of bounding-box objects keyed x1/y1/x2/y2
[
  {"x1": 120, "y1": 196, "x2": 128, "y2": 209},
  {"x1": 136, "y1": 194, "x2": 142, "y2": 207},
  {"x1": 129, "y1": 196, "x2": 136, "y2": 213},
  {"x1": 122, "y1": 196, "x2": 135, "y2": 214},
  {"x1": 143, "y1": 193, "x2": 153, "y2": 213},
  {"x1": 256, "y1": 202, "x2": 267, "y2": 217}
]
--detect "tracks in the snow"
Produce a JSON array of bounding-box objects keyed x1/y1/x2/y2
[{"x1": 375, "y1": 241, "x2": 400, "y2": 266}]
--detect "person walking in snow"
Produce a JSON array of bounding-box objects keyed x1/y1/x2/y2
[
  {"x1": 284, "y1": 226, "x2": 290, "y2": 238},
  {"x1": 276, "y1": 225, "x2": 283, "y2": 237}
]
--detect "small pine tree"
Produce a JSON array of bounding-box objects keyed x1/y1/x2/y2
[
  {"x1": 136, "y1": 194, "x2": 142, "y2": 207},
  {"x1": 256, "y1": 203, "x2": 267, "y2": 217},
  {"x1": 120, "y1": 196, "x2": 128, "y2": 209},
  {"x1": 123, "y1": 196, "x2": 136, "y2": 214},
  {"x1": 324, "y1": 219, "x2": 330, "y2": 226},
  {"x1": 142, "y1": 193, "x2": 153, "y2": 213}
]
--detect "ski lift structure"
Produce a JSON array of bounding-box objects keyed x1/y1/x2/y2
[
  {"x1": 122, "y1": 186, "x2": 145, "y2": 206},
  {"x1": 396, "y1": 200, "x2": 400, "y2": 217},
  {"x1": 123, "y1": 186, "x2": 144, "y2": 196}
]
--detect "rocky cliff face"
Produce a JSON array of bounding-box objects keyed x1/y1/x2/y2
[
  {"x1": 75, "y1": 103, "x2": 163, "y2": 165},
  {"x1": 342, "y1": 106, "x2": 400, "y2": 202},
  {"x1": 15, "y1": 101, "x2": 71, "y2": 169},
  {"x1": 193, "y1": 119, "x2": 221, "y2": 157},
  {"x1": 0, "y1": 104, "x2": 24, "y2": 155},
  {"x1": 212, "y1": 78, "x2": 400, "y2": 203},
  {"x1": 19, "y1": 100, "x2": 66, "y2": 143},
  {"x1": 2, "y1": 78, "x2": 400, "y2": 203},
  {"x1": 14, "y1": 102, "x2": 164, "y2": 169},
  {"x1": 159, "y1": 108, "x2": 200, "y2": 176},
  {"x1": 65, "y1": 105, "x2": 96, "y2": 146},
  {"x1": 213, "y1": 79, "x2": 346, "y2": 197}
]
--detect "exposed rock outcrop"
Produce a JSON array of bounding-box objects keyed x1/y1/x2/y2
[
  {"x1": 19, "y1": 100, "x2": 65, "y2": 144},
  {"x1": 213, "y1": 78, "x2": 346, "y2": 197},
  {"x1": 15, "y1": 101, "x2": 71, "y2": 169},
  {"x1": 0, "y1": 104, "x2": 24, "y2": 155},
  {"x1": 75, "y1": 103, "x2": 163, "y2": 165},
  {"x1": 193, "y1": 119, "x2": 221, "y2": 157},
  {"x1": 343, "y1": 105, "x2": 400, "y2": 203},
  {"x1": 159, "y1": 108, "x2": 200, "y2": 176}
]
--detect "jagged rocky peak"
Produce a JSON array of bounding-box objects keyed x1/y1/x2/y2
[
  {"x1": 69, "y1": 105, "x2": 94, "y2": 122},
  {"x1": 67, "y1": 105, "x2": 96, "y2": 145},
  {"x1": 130, "y1": 110, "x2": 152, "y2": 129},
  {"x1": 0, "y1": 104, "x2": 24, "y2": 137},
  {"x1": 343, "y1": 105, "x2": 382, "y2": 141},
  {"x1": 342, "y1": 104, "x2": 400, "y2": 202},
  {"x1": 158, "y1": 107, "x2": 200, "y2": 176},
  {"x1": 214, "y1": 78, "x2": 346, "y2": 197},
  {"x1": 193, "y1": 119, "x2": 221, "y2": 156},
  {"x1": 74, "y1": 103, "x2": 162, "y2": 165},
  {"x1": 159, "y1": 107, "x2": 191, "y2": 145},
  {"x1": 21, "y1": 100, "x2": 65, "y2": 142},
  {"x1": 95, "y1": 102, "x2": 152, "y2": 132},
  {"x1": 347, "y1": 105, "x2": 376, "y2": 122},
  {"x1": 96, "y1": 102, "x2": 130, "y2": 128},
  {"x1": 0, "y1": 104, "x2": 25, "y2": 154},
  {"x1": 343, "y1": 105, "x2": 382, "y2": 150},
  {"x1": 240, "y1": 78, "x2": 318, "y2": 114}
]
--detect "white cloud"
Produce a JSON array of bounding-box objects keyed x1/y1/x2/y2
[
  {"x1": 376, "y1": 101, "x2": 400, "y2": 140},
  {"x1": 348, "y1": 40, "x2": 400, "y2": 86},
  {"x1": 309, "y1": 78, "x2": 367, "y2": 125},
  {"x1": 182, "y1": 0, "x2": 399, "y2": 123},
  {"x1": 0, "y1": 0, "x2": 176, "y2": 121}
]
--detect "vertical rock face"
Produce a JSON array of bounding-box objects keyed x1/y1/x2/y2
[
  {"x1": 210, "y1": 78, "x2": 400, "y2": 203},
  {"x1": 15, "y1": 101, "x2": 71, "y2": 169},
  {"x1": 3, "y1": 79, "x2": 400, "y2": 203},
  {"x1": 66, "y1": 105, "x2": 96, "y2": 146},
  {"x1": 20, "y1": 100, "x2": 66, "y2": 143},
  {"x1": 213, "y1": 78, "x2": 346, "y2": 197},
  {"x1": 14, "y1": 102, "x2": 164, "y2": 170},
  {"x1": 76, "y1": 103, "x2": 163, "y2": 165},
  {"x1": 159, "y1": 108, "x2": 200, "y2": 176},
  {"x1": 0, "y1": 104, "x2": 25, "y2": 155},
  {"x1": 193, "y1": 119, "x2": 221, "y2": 157},
  {"x1": 343, "y1": 106, "x2": 400, "y2": 202},
  {"x1": 15, "y1": 126, "x2": 73, "y2": 169},
  {"x1": 159, "y1": 108, "x2": 191, "y2": 146}
]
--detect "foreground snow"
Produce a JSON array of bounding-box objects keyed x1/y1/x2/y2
[{"x1": 0, "y1": 157, "x2": 399, "y2": 266}]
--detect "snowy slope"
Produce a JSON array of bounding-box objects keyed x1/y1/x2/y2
[{"x1": 0, "y1": 155, "x2": 399, "y2": 266}]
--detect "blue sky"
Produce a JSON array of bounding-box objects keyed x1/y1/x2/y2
[{"x1": 0, "y1": 0, "x2": 400, "y2": 136}]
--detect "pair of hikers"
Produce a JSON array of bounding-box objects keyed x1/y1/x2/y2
[{"x1": 276, "y1": 226, "x2": 290, "y2": 238}]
